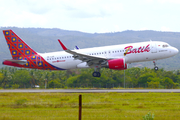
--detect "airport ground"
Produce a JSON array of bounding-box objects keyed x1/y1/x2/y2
[
  {"x1": 0, "y1": 90, "x2": 180, "y2": 120},
  {"x1": 1, "y1": 89, "x2": 180, "y2": 93}
]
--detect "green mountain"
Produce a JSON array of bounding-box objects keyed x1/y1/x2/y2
[{"x1": 0, "y1": 27, "x2": 180, "y2": 70}]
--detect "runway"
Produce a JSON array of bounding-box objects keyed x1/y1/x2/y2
[{"x1": 0, "y1": 89, "x2": 180, "y2": 93}]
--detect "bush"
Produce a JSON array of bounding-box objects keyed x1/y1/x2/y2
[
  {"x1": 12, "y1": 84, "x2": 19, "y2": 89},
  {"x1": 48, "y1": 78, "x2": 64, "y2": 88},
  {"x1": 147, "y1": 81, "x2": 159, "y2": 88},
  {"x1": 143, "y1": 112, "x2": 154, "y2": 120}
]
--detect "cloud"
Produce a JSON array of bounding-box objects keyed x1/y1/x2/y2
[
  {"x1": 13, "y1": 0, "x2": 53, "y2": 14},
  {"x1": 0, "y1": 0, "x2": 180, "y2": 33},
  {"x1": 139, "y1": 27, "x2": 149, "y2": 31},
  {"x1": 158, "y1": 0, "x2": 180, "y2": 4},
  {"x1": 60, "y1": 0, "x2": 123, "y2": 19},
  {"x1": 0, "y1": 0, "x2": 124, "y2": 32},
  {"x1": 161, "y1": 26, "x2": 172, "y2": 32},
  {"x1": 145, "y1": 0, "x2": 154, "y2": 3},
  {"x1": 145, "y1": 0, "x2": 180, "y2": 4}
]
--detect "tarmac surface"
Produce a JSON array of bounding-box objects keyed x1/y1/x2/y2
[{"x1": 0, "y1": 89, "x2": 180, "y2": 93}]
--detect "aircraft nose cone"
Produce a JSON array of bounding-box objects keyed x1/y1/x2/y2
[{"x1": 173, "y1": 47, "x2": 179, "y2": 55}]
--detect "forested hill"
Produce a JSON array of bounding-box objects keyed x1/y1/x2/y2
[{"x1": 0, "y1": 27, "x2": 180, "y2": 70}]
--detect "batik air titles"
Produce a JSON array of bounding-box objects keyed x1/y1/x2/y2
[{"x1": 2, "y1": 30, "x2": 179, "y2": 77}]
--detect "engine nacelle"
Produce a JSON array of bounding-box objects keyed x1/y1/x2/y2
[{"x1": 107, "y1": 58, "x2": 127, "y2": 70}]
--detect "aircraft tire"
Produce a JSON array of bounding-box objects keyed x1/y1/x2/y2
[
  {"x1": 154, "y1": 66, "x2": 158, "y2": 71},
  {"x1": 98, "y1": 72, "x2": 101, "y2": 77},
  {"x1": 92, "y1": 72, "x2": 101, "y2": 77}
]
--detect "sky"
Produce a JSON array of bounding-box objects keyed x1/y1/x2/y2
[{"x1": 0, "y1": 0, "x2": 180, "y2": 33}]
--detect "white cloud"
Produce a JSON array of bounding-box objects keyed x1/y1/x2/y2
[
  {"x1": 158, "y1": 0, "x2": 180, "y2": 4},
  {"x1": 0, "y1": 0, "x2": 180, "y2": 33},
  {"x1": 14, "y1": 0, "x2": 53, "y2": 14},
  {"x1": 0, "y1": 0, "x2": 49, "y2": 27},
  {"x1": 161, "y1": 26, "x2": 172, "y2": 32},
  {"x1": 139, "y1": 27, "x2": 149, "y2": 31},
  {"x1": 145, "y1": 0, "x2": 154, "y2": 3},
  {"x1": 60, "y1": 0, "x2": 123, "y2": 19}
]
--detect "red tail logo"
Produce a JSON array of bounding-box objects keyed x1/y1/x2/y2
[
  {"x1": 3, "y1": 30, "x2": 64, "y2": 70},
  {"x1": 3, "y1": 30, "x2": 37, "y2": 59}
]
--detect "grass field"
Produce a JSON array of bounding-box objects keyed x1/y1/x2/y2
[{"x1": 0, "y1": 92, "x2": 180, "y2": 120}]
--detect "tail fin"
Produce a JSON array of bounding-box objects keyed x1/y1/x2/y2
[
  {"x1": 2, "y1": 30, "x2": 65, "y2": 70},
  {"x1": 3, "y1": 30, "x2": 37, "y2": 59}
]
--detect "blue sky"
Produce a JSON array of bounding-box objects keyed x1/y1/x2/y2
[{"x1": 0, "y1": 0, "x2": 180, "y2": 33}]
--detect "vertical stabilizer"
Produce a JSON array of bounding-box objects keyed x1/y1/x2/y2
[
  {"x1": 2, "y1": 30, "x2": 65, "y2": 70},
  {"x1": 3, "y1": 30, "x2": 37, "y2": 59}
]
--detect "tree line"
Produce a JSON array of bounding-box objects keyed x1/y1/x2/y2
[{"x1": 0, "y1": 67, "x2": 180, "y2": 89}]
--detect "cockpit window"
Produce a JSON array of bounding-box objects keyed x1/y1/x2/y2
[{"x1": 163, "y1": 44, "x2": 169, "y2": 48}]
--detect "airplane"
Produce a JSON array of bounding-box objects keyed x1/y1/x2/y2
[{"x1": 2, "y1": 30, "x2": 179, "y2": 77}]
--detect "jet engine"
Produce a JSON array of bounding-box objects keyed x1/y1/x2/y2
[{"x1": 107, "y1": 58, "x2": 127, "y2": 70}]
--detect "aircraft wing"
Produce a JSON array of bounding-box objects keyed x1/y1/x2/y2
[{"x1": 58, "y1": 39, "x2": 108, "y2": 66}]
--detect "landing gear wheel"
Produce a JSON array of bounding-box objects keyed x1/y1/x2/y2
[
  {"x1": 98, "y1": 72, "x2": 101, "y2": 77},
  {"x1": 92, "y1": 72, "x2": 97, "y2": 77},
  {"x1": 154, "y1": 66, "x2": 158, "y2": 71},
  {"x1": 92, "y1": 72, "x2": 101, "y2": 77},
  {"x1": 153, "y1": 61, "x2": 158, "y2": 71}
]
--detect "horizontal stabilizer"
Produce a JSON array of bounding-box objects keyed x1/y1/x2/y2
[{"x1": 4, "y1": 59, "x2": 27, "y2": 65}]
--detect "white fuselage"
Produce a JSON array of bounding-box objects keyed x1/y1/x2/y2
[{"x1": 39, "y1": 41, "x2": 179, "y2": 70}]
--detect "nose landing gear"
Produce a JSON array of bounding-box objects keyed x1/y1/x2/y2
[{"x1": 153, "y1": 61, "x2": 158, "y2": 71}]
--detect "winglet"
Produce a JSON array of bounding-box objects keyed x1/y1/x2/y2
[
  {"x1": 75, "y1": 46, "x2": 80, "y2": 50},
  {"x1": 58, "y1": 39, "x2": 68, "y2": 50}
]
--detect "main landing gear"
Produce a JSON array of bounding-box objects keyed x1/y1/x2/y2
[
  {"x1": 153, "y1": 61, "x2": 158, "y2": 71},
  {"x1": 92, "y1": 68, "x2": 101, "y2": 77},
  {"x1": 92, "y1": 72, "x2": 101, "y2": 77}
]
